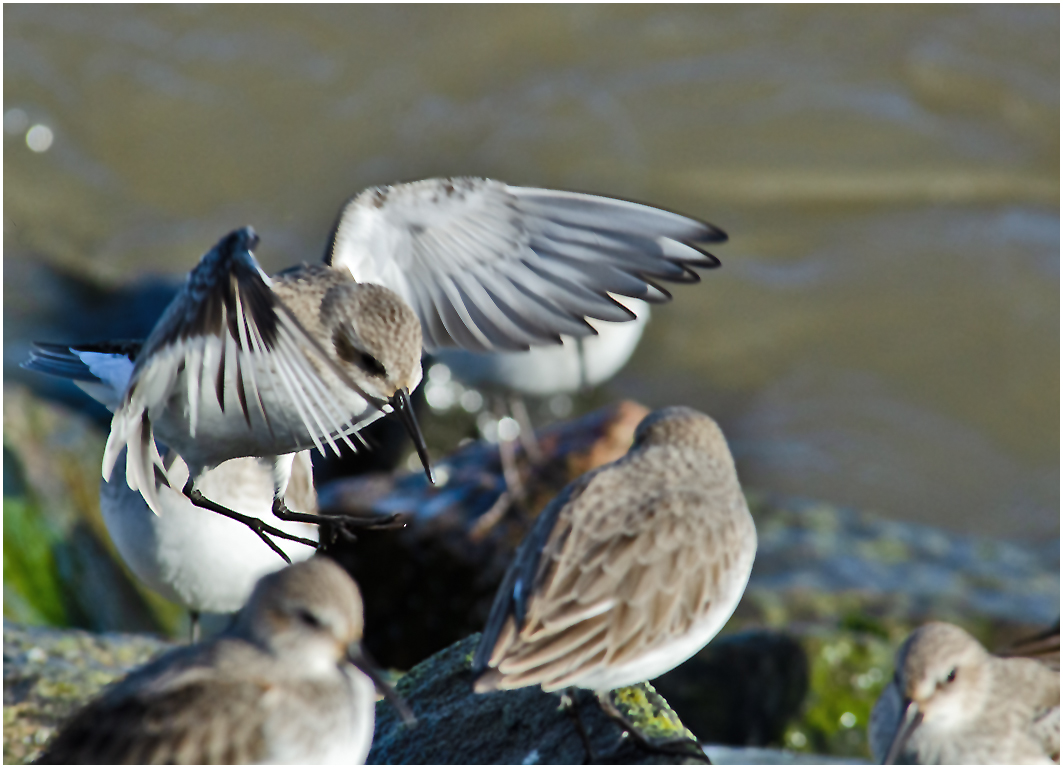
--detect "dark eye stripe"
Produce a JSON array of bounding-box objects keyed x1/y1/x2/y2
[
  {"x1": 333, "y1": 331, "x2": 387, "y2": 376},
  {"x1": 358, "y1": 351, "x2": 387, "y2": 377}
]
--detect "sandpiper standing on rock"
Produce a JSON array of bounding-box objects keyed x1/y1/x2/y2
[
  {"x1": 471, "y1": 406, "x2": 757, "y2": 754},
  {"x1": 36, "y1": 557, "x2": 410, "y2": 765},
  {"x1": 869, "y1": 621, "x2": 1060, "y2": 764}
]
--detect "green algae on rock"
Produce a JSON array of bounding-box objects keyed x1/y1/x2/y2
[{"x1": 3, "y1": 621, "x2": 173, "y2": 764}]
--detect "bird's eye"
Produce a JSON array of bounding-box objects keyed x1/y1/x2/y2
[
  {"x1": 297, "y1": 608, "x2": 323, "y2": 628},
  {"x1": 945, "y1": 668, "x2": 957, "y2": 684},
  {"x1": 358, "y1": 351, "x2": 387, "y2": 377},
  {"x1": 332, "y1": 332, "x2": 387, "y2": 376}
]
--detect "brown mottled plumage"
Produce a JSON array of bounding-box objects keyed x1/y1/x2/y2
[
  {"x1": 37, "y1": 559, "x2": 392, "y2": 765},
  {"x1": 869, "y1": 621, "x2": 1060, "y2": 764},
  {"x1": 473, "y1": 406, "x2": 757, "y2": 694},
  {"x1": 272, "y1": 265, "x2": 424, "y2": 400}
]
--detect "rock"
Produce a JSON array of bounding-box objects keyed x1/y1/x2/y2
[
  {"x1": 3, "y1": 387, "x2": 1057, "y2": 763},
  {"x1": 369, "y1": 634, "x2": 706, "y2": 765},
  {"x1": 3, "y1": 621, "x2": 173, "y2": 764},
  {"x1": 3, "y1": 384, "x2": 183, "y2": 636}
]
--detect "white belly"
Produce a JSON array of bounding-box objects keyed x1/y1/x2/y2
[
  {"x1": 261, "y1": 669, "x2": 376, "y2": 765},
  {"x1": 562, "y1": 540, "x2": 755, "y2": 692},
  {"x1": 101, "y1": 449, "x2": 317, "y2": 614}
]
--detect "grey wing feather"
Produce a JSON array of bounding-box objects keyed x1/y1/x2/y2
[
  {"x1": 101, "y1": 227, "x2": 377, "y2": 514},
  {"x1": 327, "y1": 177, "x2": 724, "y2": 352}
]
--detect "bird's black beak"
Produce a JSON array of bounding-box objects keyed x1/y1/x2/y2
[
  {"x1": 346, "y1": 642, "x2": 416, "y2": 726},
  {"x1": 883, "y1": 699, "x2": 922, "y2": 765},
  {"x1": 390, "y1": 388, "x2": 434, "y2": 484}
]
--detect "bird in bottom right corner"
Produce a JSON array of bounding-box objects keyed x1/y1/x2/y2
[
  {"x1": 869, "y1": 621, "x2": 1060, "y2": 765},
  {"x1": 471, "y1": 405, "x2": 756, "y2": 753}
]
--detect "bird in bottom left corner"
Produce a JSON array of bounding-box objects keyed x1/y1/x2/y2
[{"x1": 36, "y1": 557, "x2": 409, "y2": 765}]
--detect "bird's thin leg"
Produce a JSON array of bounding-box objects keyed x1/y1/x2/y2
[
  {"x1": 560, "y1": 690, "x2": 597, "y2": 764},
  {"x1": 497, "y1": 436, "x2": 524, "y2": 498},
  {"x1": 181, "y1": 480, "x2": 315, "y2": 563},
  {"x1": 269, "y1": 497, "x2": 401, "y2": 529},
  {"x1": 189, "y1": 611, "x2": 201, "y2": 644},
  {"x1": 596, "y1": 691, "x2": 710, "y2": 764},
  {"x1": 509, "y1": 395, "x2": 543, "y2": 464},
  {"x1": 484, "y1": 395, "x2": 525, "y2": 501},
  {"x1": 468, "y1": 489, "x2": 512, "y2": 542}
]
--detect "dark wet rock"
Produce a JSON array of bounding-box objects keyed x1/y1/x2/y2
[
  {"x1": 369, "y1": 634, "x2": 706, "y2": 765},
  {"x1": 653, "y1": 629, "x2": 809, "y2": 747},
  {"x1": 3, "y1": 621, "x2": 173, "y2": 764}
]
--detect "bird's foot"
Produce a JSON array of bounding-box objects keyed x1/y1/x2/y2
[
  {"x1": 271, "y1": 498, "x2": 404, "y2": 548},
  {"x1": 183, "y1": 486, "x2": 316, "y2": 564},
  {"x1": 559, "y1": 690, "x2": 598, "y2": 765}
]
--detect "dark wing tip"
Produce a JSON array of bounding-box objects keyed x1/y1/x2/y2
[
  {"x1": 233, "y1": 225, "x2": 260, "y2": 252},
  {"x1": 694, "y1": 223, "x2": 728, "y2": 244},
  {"x1": 686, "y1": 243, "x2": 723, "y2": 268}
]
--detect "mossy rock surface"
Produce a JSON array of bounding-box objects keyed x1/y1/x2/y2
[
  {"x1": 369, "y1": 634, "x2": 705, "y2": 764},
  {"x1": 3, "y1": 621, "x2": 173, "y2": 764}
]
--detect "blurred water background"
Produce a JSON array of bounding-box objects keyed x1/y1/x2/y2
[{"x1": 4, "y1": 6, "x2": 1058, "y2": 540}]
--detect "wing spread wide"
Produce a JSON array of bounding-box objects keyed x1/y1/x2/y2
[{"x1": 328, "y1": 177, "x2": 725, "y2": 352}]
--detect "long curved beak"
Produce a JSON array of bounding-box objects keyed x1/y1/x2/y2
[
  {"x1": 346, "y1": 642, "x2": 416, "y2": 726},
  {"x1": 883, "y1": 699, "x2": 922, "y2": 765},
  {"x1": 390, "y1": 387, "x2": 434, "y2": 484}
]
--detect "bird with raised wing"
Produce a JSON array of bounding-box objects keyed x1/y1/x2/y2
[
  {"x1": 60, "y1": 179, "x2": 722, "y2": 552},
  {"x1": 471, "y1": 406, "x2": 756, "y2": 755},
  {"x1": 326, "y1": 177, "x2": 723, "y2": 355},
  {"x1": 326, "y1": 175, "x2": 724, "y2": 500},
  {"x1": 92, "y1": 227, "x2": 430, "y2": 549},
  {"x1": 869, "y1": 621, "x2": 1060, "y2": 764},
  {"x1": 36, "y1": 557, "x2": 410, "y2": 765}
]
